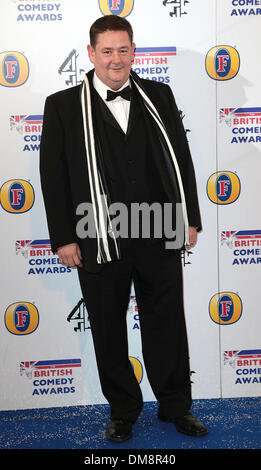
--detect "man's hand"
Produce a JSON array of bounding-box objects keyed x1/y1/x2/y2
[
  {"x1": 185, "y1": 226, "x2": 198, "y2": 251},
  {"x1": 57, "y1": 243, "x2": 83, "y2": 268}
]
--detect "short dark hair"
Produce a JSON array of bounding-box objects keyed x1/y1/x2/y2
[{"x1": 90, "y1": 15, "x2": 133, "y2": 47}]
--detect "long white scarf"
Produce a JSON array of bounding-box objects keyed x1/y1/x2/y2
[{"x1": 80, "y1": 72, "x2": 189, "y2": 264}]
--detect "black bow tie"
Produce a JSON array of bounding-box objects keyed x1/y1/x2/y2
[{"x1": 106, "y1": 86, "x2": 131, "y2": 102}]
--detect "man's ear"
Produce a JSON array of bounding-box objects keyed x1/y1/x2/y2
[
  {"x1": 131, "y1": 42, "x2": 136, "y2": 64},
  {"x1": 87, "y1": 44, "x2": 95, "y2": 64}
]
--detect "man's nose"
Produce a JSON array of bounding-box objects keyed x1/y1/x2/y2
[{"x1": 111, "y1": 51, "x2": 121, "y2": 63}]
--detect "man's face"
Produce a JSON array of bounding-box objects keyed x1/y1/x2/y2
[{"x1": 87, "y1": 30, "x2": 135, "y2": 90}]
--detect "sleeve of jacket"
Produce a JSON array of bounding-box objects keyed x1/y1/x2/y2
[
  {"x1": 166, "y1": 85, "x2": 202, "y2": 232},
  {"x1": 39, "y1": 95, "x2": 77, "y2": 252}
]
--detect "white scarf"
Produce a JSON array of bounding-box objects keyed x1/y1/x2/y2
[{"x1": 80, "y1": 72, "x2": 189, "y2": 264}]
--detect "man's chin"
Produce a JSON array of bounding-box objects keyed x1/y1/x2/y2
[
  {"x1": 109, "y1": 79, "x2": 126, "y2": 90},
  {"x1": 109, "y1": 72, "x2": 127, "y2": 84}
]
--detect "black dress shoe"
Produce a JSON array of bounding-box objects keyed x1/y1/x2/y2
[
  {"x1": 106, "y1": 419, "x2": 133, "y2": 442},
  {"x1": 159, "y1": 412, "x2": 208, "y2": 437}
]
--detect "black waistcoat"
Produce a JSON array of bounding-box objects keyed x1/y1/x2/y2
[
  {"x1": 90, "y1": 86, "x2": 177, "y2": 242},
  {"x1": 94, "y1": 89, "x2": 168, "y2": 200}
]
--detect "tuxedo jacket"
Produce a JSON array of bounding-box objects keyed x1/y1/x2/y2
[{"x1": 40, "y1": 69, "x2": 202, "y2": 272}]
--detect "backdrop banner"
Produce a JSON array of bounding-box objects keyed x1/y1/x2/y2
[{"x1": 0, "y1": 0, "x2": 260, "y2": 411}]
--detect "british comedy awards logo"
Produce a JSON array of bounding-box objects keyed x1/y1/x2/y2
[
  {"x1": 205, "y1": 46, "x2": 240, "y2": 81},
  {"x1": 230, "y1": 1, "x2": 261, "y2": 17},
  {"x1": 219, "y1": 107, "x2": 261, "y2": 144},
  {"x1": 15, "y1": 0, "x2": 63, "y2": 22},
  {"x1": 20, "y1": 359, "x2": 82, "y2": 396},
  {"x1": 221, "y1": 230, "x2": 261, "y2": 266},
  {"x1": 128, "y1": 295, "x2": 140, "y2": 330},
  {"x1": 16, "y1": 239, "x2": 73, "y2": 275},
  {"x1": 133, "y1": 47, "x2": 176, "y2": 83},
  {"x1": 224, "y1": 350, "x2": 261, "y2": 385},
  {"x1": 10, "y1": 114, "x2": 43, "y2": 152}
]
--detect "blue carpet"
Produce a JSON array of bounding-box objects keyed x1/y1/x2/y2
[{"x1": 0, "y1": 398, "x2": 260, "y2": 462}]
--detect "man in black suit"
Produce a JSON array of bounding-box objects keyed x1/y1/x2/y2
[{"x1": 40, "y1": 15, "x2": 207, "y2": 441}]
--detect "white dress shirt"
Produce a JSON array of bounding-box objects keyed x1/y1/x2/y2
[{"x1": 93, "y1": 72, "x2": 131, "y2": 134}]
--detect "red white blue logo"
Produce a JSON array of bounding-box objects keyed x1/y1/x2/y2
[
  {"x1": 10, "y1": 115, "x2": 43, "y2": 133},
  {"x1": 16, "y1": 239, "x2": 52, "y2": 256},
  {"x1": 10, "y1": 114, "x2": 43, "y2": 152},
  {"x1": 20, "y1": 359, "x2": 82, "y2": 396},
  {"x1": 128, "y1": 295, "x2": 139, "y2": 330},
  {"x1": 135, "y1": 47, "x2": 177, "y2": 58},
  {"x1": 224, "y1": 350, "x2": 261, "y2": 385},
  {"x1": 20, "y1": 359, "x2": 81, "y2": 378},
  {"x1": 219, "y1": 107, "x2": 261, "y2": 144},
  {"x1": 16, "y1": 239, "x2": 72, "y2": 275},
  {"x1": 133, "y1": 47, "x2": 177, "y2": 83},
  {"x1": 221, "y1": 230, "x2": 261, "y2": 265},
  {"x1": 224, "y1": 350, "x2": 261, "y2": 367}
]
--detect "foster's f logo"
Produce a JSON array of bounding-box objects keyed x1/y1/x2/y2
[
  {"x1": 5, "y1": 302, "x2": 39, "y2": 335},
  {"x1": 209, "y1": 292, "x2": 242, "y2": 325},
  {"x1": 99, "y1": 0, "x2": 134, "y2": 17},
  {"x1": 0, "y1": 179, "x2": 35, "y2": 213},
  {"x1": 207, "y1": 171, "x2": 240, "y2": 205},
  {"x1": 0, "y1": 51, "x2": 29, "y2": 87},
  {"x1": 129, "y1": 356, "x2": 143, "y2": 383},
  {"x1": 205, "y1": 46, "x2": 240, "y2": 81}
]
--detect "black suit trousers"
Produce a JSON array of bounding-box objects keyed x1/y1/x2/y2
[{"x1": 77, "y1": 239, "x2": 192, "y2": 423}]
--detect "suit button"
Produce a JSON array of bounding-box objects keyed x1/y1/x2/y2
[
  {"x1": 128, "y1": 159, "x2": 134, "y2": 164},
  {"x1": 131, "y1": 179, "x2": 136, "y2": 184}
]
